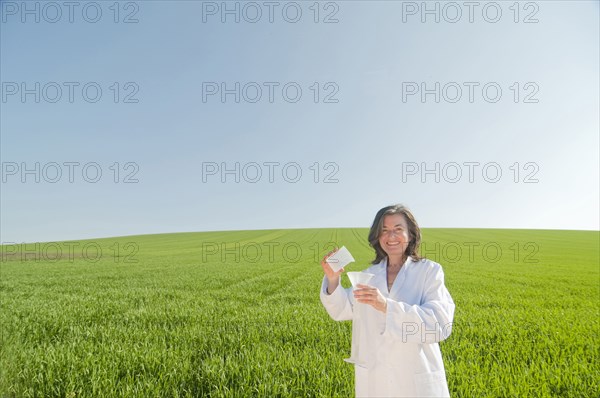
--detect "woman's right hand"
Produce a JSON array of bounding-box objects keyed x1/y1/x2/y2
[{"x1": 320, "y1": 248, "x2": 344, "y2": 293}]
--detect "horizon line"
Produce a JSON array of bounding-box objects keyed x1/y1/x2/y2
[{"x1": 2, "y1": 226, "x2": 599, "y2": 245}]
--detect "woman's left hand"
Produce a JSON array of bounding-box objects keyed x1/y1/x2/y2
[{"x1": 353, "y1": 284, "x2": 388, "y2": 313}]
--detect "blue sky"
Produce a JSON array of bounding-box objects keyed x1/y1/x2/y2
[{"x1": 1, "y1": 0, "x2": 599, "y2": 243}]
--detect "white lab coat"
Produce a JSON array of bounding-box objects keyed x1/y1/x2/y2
[{"x1": 320, "y1": 256, "x2": 455, "y2": 397}]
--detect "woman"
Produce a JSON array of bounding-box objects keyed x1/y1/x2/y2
[{"x1": 320, "y1": 204, "x2": 455, "y2": 397}]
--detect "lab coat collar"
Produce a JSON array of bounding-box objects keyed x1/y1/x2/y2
[{"x1": 372, "y1": 256, "x2": 414, "y2": 296}]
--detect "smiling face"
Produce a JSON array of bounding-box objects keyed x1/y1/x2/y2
[
  {"x1": 368, "y1": 204, "x2": 423, "y2": 265},
  {"x1": 378, "y1": 214, "x2": 411, "y2": 259}
]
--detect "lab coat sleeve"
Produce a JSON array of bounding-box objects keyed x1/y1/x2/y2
[
  {"x1": 382, "y1": 263, "x2": 455, "y2": 343},
  {"x1": 319, "y1": 276, "x2": 354, "y2": 321}
]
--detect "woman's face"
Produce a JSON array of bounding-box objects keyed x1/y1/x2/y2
[{"x1": 378, "y1": 214, "x2": 410, "y2": 258}]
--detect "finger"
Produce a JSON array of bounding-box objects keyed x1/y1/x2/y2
[
  {"x1": 353, "y1": 291, "x2": 372, "y2": 299},
  {"x1": 322, "y1": 250, "x2": 336, "y2": 262},
  {"x1": 320, "y1": 261, "x2": 334, "y2": 274},
  {"x1": 322, "y1": 251, "x2": 337, "y2": 263}
]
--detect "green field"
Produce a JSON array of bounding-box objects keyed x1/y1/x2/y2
[{"x1": 1, "y1": 228, "x2": 598, "y2": 397}]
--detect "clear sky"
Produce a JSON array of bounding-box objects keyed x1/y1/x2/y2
[{"x1": 1, "y1": 0, "x2": 598, "y2": 243}]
